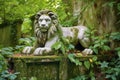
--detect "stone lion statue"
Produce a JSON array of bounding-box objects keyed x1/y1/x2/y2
[{"x1": 22, "y1": 10, "x2": 93, "y2": 55}]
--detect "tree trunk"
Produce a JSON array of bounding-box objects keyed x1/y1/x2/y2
[{"x1": 72, "y1": 0, "x2": 118, "y2": 34}]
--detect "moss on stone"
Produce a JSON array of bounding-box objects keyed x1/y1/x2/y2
[{"x1": 11, "y1": 54, "x2": 109, "y2": 80}]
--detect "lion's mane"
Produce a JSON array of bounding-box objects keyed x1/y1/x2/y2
[{"x1": 34, "y1": 10, "x2": 60, "y2": 47}]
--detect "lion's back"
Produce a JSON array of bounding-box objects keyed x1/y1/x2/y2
[{"x1": 61, "y1": 25, "x2": 87, "y2": 39}]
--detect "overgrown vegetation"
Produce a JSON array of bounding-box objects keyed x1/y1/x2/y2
[
  {"x1": 52, "y1": 26, "x2": 120, "y2": 80},
  {"x1": 86, "y1": 27, "x2": 111, "y2": 54},
  {"x1": 0, "y1": 0, "x2": 120, "y2": 80},
  {"x1": 0, "y1": 0, "x2": 74, "y2": 27}
]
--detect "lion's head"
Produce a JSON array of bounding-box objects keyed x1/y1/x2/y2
[{"x1": 34, "y1": 10, "x2": 60, "y2": 46}]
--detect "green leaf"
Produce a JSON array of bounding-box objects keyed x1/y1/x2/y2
[
  {"x1": 52, "y1": 42, "x2": 62, "y2": 50},
  {"x1": 93, "y1": 48, "x2": 98, "y2": 54},
  {"x1": 91, "y1": 76, "x2": 95, "y2": 80},
  {"x1": 92, "y1": 56, "x2": 97, "y2": 61},
  {"x1": 61, "y1": 37, "x2": 69, "y2": 44},
  {"x1": 61, "y1": 45, "x2": 65, "y2": 54},
  {"x1": 115, "y1": 47, "x2": 120, "y2": 51},
  {"x1": 14, "y1": 72, "x2": 20, "y2": 75},
  {"x1": 1, "y1": 47, "x2": 13, "y2": 52},
  {"x1": 117, "y1": 51, "x2": 120, "y2": 57},
  {"x1": 68, "y1": 54, "x2": 82, "y2": 66},
  {"x1": 111, "y1": 76, "x2": 116, "y2": 80},
  {"x1": 115, "y1": 47, "x2": 120, "y2": 57},
  {"x1": 68, "y1": 44, "x2": 74, "y2": 50},
  {"x1": 21, "y1": 18, "x2": 32, "y2": 34},
  {"x1": 0, "y1": 54, "x2": 4, "y2": 60},
  {"x1": 93, "y1": 44, "x2": 100, "y2": 48},
  {"x1": 84, "y1": 61, "x2": 90, "y2": 69},
  {"x1": 105, "y1": 75, "x2": 111, "y2": 79},
  {"x1": 30, "y1": 77, "x2": 37, "y2": 80},
  {"x1": 9, "y1": 74, "x2": 17, "y2": 80},
  {"x1": 75, "y1": 59, "x2": 82, "y2": 66},
  {"x1": 103, "y1": 46, "x2": 110, "y2": 51},
  {"x1": 100, "y1": 61, "x2": 108, "y2": 68},
  {"x1": 68, "y1": 54, "x2": 76, "y2": 62},
  {"x1": 110, "y1": 32, "x2": 120, "y2": 40},
  {"x1": 108, "y1": 2, "x2": 115, "y2": 8}
]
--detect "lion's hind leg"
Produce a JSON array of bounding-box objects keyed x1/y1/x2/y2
[
  {"x1": 82, "y1": 48, "x2": 93, "y2": 55},
  {"x1": 79, "y1": 38, "x2": 93, "y2": 55}
]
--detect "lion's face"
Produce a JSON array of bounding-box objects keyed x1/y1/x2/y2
[
  {"x1": 34, "y1": 10, "x2": 58, "y2": 33},
  {"x1": 38, "y1": 14, "x2": 52, "y2": 32},
  {"x1": 34, "y1": 10, "x2": 59, "y2": 45}
]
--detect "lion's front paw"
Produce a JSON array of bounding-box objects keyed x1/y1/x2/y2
[
  {"x1": 82, "y1": 48, "x2": 93, "y2": 55},
  {"x1": 33, "y1": 48, "x2": 51, "y2": 56},
  {"x1": 22, "y1": 46, "x2": 33, "y2": 54},
  {"x1": 33, "y1": 48, "x2": 43, "y2": 56}
]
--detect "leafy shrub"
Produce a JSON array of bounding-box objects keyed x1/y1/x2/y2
[
  {"x1": 14, "y1": 37, "x2": 35, "y2": 53},
  {"x1": 21, "y1": 17, "x2": 32, "y2": 35},
  {"x1": 86, "y1": 27, "x2": 111, "y2": 54},
  {"x1": 18, "y1": 37, "x2": 35, "y2": 46},
  {"x1": 52, "y1": 36, "x2": 74, "y2": 55},
  {"x1": 0, "y1": 47, "x2": 13, "y2": 73},
  {"x1": 0, "y1": 70, "x2": 19, "y2": 80},
  {"x1": 0, "y1": 47, "x2": 19, "y2": 80},
  {"x1": 69, "y1": 30, "x2": 120, "y2": 80},
  {"x1": 99, "y1": 32, "x2": 120, "y2": 80},
  {"x1": 110, "y1": 32, "x2": 120, "y2": 41}
]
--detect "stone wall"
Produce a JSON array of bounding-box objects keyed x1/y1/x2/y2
[{"x1": 0, "y1": 21, "x2": 22, "y2": 47}]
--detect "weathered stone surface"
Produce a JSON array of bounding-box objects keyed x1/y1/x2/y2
[{"x1": 12, "y1": 55, "x2": 101, "y2": 80}]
